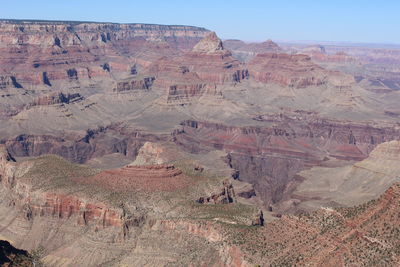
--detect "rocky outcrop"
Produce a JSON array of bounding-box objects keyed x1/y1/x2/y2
[
  {"x1": 197, "y1": 179, "x2": 236, "y2": 204},
  {"x1": 251, "y1": 210, "x2": 264, "y2": 226},
  {"x1": 165, "y1": 83, "x2": 221, "y2": 103},
  {"x1": 129, "y1": 141, "x2": 169, "y2": 166},
  {"x1": 181, "y1": 32, "x2": 248, "y2": 84},
  {"x1": 0, "y1": 145, "x2": 16, "y2": 188},
  {"x1": 248, "y1": 53, "x2": 355, "y2": 88},
  {"x1": 29, "y1": 92, "x2": 83, "y2": 106},
  {"x1": 192, "y1": 32, "x2": 224, "y2": 53},
  {"x1": 26, "y1": 193, "x2": 132, "y2": 228},
  {"x1": 0, "y1": 146, "x2": 133, "y2": 230},
  {"x1": 149, "y1": 32, "x2": 248, "y2": 103},
  {"x1": 114, "y1": 77, "x2": 155, "y2": 92}
]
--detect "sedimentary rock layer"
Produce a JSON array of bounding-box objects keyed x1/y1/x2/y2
[
  {"x1": 248, "y1": 53, "x2": 355, "y2": 88},
  {"x1": 175, "y1": 118, "x2": 400, "y2": 208},
  {"x1": 0, "y1": 20, "x2": 209, "y2": 89}
]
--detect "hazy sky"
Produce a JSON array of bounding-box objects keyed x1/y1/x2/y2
[{"x1": 1, "y1": 0, "x2": 399, "y2": 44}]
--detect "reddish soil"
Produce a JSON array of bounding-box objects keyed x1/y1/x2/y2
[{"x1": 74, "y1": 165, "x2": 192, "y2": 192}]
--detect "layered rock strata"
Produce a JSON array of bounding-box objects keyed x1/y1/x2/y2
[
  {"x1": 149, "y1": 32, "x2": 249, "y2": 103},
  {"x1": 0, "y1": 20, "x2": 209, "y2": 90},
  {"x1": 175, "y1": 118, "x2": 400, "y2": 208},
  {"x1": 248, "y1": 53, "x2": 355, "y2": 88}
]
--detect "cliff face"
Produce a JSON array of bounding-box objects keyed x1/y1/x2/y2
[
  {"x1": 2, "y1": 138, "x2": 400, "y2": 266},
  {"x1": 0, "y1": 20, "x2": 208, "y2": 48},
  {"x1": 0, "y1": 146, "x2": 129, "y2": 229},
  {"x1": 175, "y1": 118, "x2": 400, "y2": 209},
  {"x1": 149, "y1": 32, "x2": 249, "y2": 103},
  {"x1": 114, "y1": 77, "x2": 155, "y2": 92},
  {"x1": 2, "y1": 19, "x2": 400, "y2": 266},
  {"x1": 248, "y1": 53, "x2": 355, "y2": 88},
  {"x1": 0, "y1": 143, "x2": 263, "y2": 267},
  {"x1": 2, "y1": 124, "x2": 168, "y2": 163},
  {"x1": 0, "y1": 20, "x2": 209, "y2": 88}
]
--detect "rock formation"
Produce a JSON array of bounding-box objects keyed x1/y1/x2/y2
[
  {"x1": 251, "y1": 210, "x2": 264, "y2": 226},
  {"x1": 176, "y1": 118, "x2": 400, "y2": 208},
  {"x1": 197, "y1": 179, "x2": 236, "y2": 204},
  {"x1": 248, "y1": 53, "x2": 355, "y2": 88},
  {"x1": 76, "y1": 164, "x2": 190, "y2": 192},
  {"x1": 145, "y1": 31, "x2": 249, "y2": 103},
  {"x1": 192, "y1": 32, "x2": 224, "y2": 53},
  {"x1": 114, "y1": 77, "x2": 155, "y2": 92},
  {"x1": 129, "y1": 141, "x2": 170, "y2": 166},
  {"x1": 0, "y1": 20, "x2": 209, "y2": 91},
  {"x1": 30, "y1": 92, "x2": 83, "y2": 106},
  {"x1": 223, "y1": 39, "x2": 282, "y2": 62},
  {"x1": 0, "y1": 143, "x2": 261, "y2": 266},
  {"x1": 1, "y1": 18, "x2": 400, "y2": 266}
]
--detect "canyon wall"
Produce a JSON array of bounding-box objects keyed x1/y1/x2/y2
[
  {"x1": 1, "y1": 125, "x2": 169, "y2": 163},
  {"x1": 0, "y1": 20, "x2": 209, "y2": 89},
  {"x1": 175, "y1": 118, "x2": 400, "y2": 209}
]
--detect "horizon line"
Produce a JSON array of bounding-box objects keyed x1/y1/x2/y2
[{"x1": 1, "y1": 17, "x2": 399, "y2": 47}]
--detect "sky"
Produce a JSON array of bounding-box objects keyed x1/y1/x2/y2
[{"x1": 1, "y1": 0, "x2": 400, "y2": 44}]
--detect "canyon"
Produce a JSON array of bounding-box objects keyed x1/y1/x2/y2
[{"x1": 0, "y1": 19, "x2": 400, "y2": 266}]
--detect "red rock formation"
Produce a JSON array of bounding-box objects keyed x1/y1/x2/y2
[
  {"x1": 148, "y1": 32, "x2": 248, "y2": 103},
  {"x1": 0, "y1": 20, "x2": 209, "y2": 89},
  {"x1": 179, "y1": 32, "x2": 248, "y2": 83},
  {"x1": 29, "y1": 193, "x2": 125, "y2": 228},
  {"x1": 75, "y1": 164, "x2": 191, "y2": 192},
  {"x1": 0, "y1": 145, "x2": 129, "y2": 229},
  {"x1": 248, "y1": 53, "x2": 354, "y2": 88}
]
